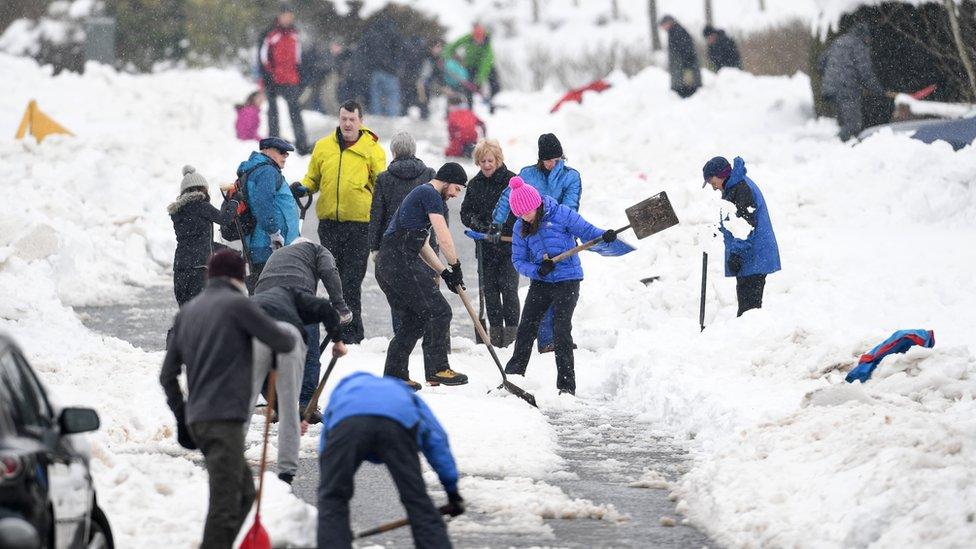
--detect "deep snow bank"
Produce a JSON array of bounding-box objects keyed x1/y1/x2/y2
[{"x1": 481, "y1": 65, "x2": 976, "y2": 546}]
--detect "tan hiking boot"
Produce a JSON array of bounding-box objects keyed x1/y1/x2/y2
[
  {"x1": 404, "y1": 379, "x2": 422, "y2": 392},
  {"x1": 426, "y1": 369, "x2": 469, "y2": 386}
]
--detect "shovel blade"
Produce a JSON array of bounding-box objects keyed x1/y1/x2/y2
[
  {"x1": 500, "y1": 380, "x2": 538, "y2": 408},
  {"x1": 239, "y1": 516, "x2": 271, "y2": 549},
  {"x1": 625, "y1": 191, "x2": 679, "y2": 239}
]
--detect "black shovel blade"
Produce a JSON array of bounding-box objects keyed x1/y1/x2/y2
[
  {"x1": 499, "y1": 380, "x2": 538, "y2": 408},
  {"x1": 626, "y1": 191, "x2": 679, "y2": 239}
]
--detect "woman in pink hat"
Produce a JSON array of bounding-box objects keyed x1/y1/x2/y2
[{"x1": 502, "y1": 177, "x2": 616, "y2": 395}]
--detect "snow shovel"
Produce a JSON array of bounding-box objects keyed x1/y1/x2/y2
[
  {"x1": 303, "y1": 351, "x2": 339, "y2": 423},
  {"x1": 456, "y1": 288, "x2": 538, "y2": 408},
  {"x1": 240, "y1": 364, "x2": 278, "y2": 549},
  {"x1": 549, "y1": 191, "x2": 679, "y2": 263},
  {"x1": 355, "y1": 505, "x2": 452, "y2": 538},
  {"x1": 293, "y1": 189, "x2": 313, "y2": 232}
]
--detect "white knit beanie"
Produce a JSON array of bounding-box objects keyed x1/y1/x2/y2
[{"x1": 180, "y1": 165, "x2": 209, "y2": 193}]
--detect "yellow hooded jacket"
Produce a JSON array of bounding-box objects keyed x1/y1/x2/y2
[{"x1": 302, "y1": 127, "x2": 387, "y2": 222}]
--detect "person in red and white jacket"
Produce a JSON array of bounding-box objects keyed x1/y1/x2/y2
[
  {"x1": 444, "y1": 96, "x2": 485, "y2": 158},
  {"x1": 258, "y1": 5, "x2": 309, "y2": 154}
]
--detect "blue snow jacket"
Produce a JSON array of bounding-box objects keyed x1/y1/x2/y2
[
  {"x1": 719, "y1": 157, "x2": 781, "y2": 277},
  {"x1": 492, "y1": 160, "x2": 582, "y2": 225},
  {"x1": 319, "y1": 372, "x2": 459, "y2": 493},
  {"x1": 512, "y1": 196, "x2": 604, "y2": 283},
  {"x1": 237, "y1": 152, "x2": 300, "y2": 265}
]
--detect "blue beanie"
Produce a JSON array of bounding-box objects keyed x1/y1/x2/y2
[{"x1": 702, "y1": 156, "x2": 731, "y2": 185}]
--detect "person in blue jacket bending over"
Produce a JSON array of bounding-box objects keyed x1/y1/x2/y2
[
  {"x1": 702, "y1": 156, "x2": 781, "y2": 316},
  {"x1": 489, "y1": 133, "x2": 582, "y2": 353},
  {"x1": 317, "y1": 372, "x2": 464, "y2": 548},
  {"x1": 236, "y1": 137, "x2": 301, "y2": 293},
  {"x1": 502, "y1": 178, "x2": 616, "y2": 395}
]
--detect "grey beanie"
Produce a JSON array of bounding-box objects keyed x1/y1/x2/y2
[
  {"x1": 180, "y1": 165, "x2": 209, "y2": 193},
  {"x1": 390, "y1": 131, "x2": 416, "y2": 159}
]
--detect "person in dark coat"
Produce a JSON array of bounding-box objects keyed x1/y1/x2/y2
[
  {"x1": 460, "y1": 139, "x2": 519, "y2": 347},
  {"x1": 702, "y1": 156, "x2": 781, "y2": 316},
  {"x1": 167, "y1": 165, "x2": 238, "y2": 307},
  {"x1": 703, "y1": 25, "x2": 741, "y2": 70},
  {"x1": 368, "y1": 132, "x2": 437, "y2": 255},
  {"x1": 659, "y1": 15, "x2": 701, "y2": 98},
  {"x1": 160, "y1": 250, "x2": 295, "y2": 549},
  {"x1": 819, "y1": 23, "x2": 884, "y2": 141},
  {"x1": 360, "y1": 13, "x2": 402, "y2": 116},
  {"x1": 317, "y1": 372, "x2": 464, "y2": 548}
]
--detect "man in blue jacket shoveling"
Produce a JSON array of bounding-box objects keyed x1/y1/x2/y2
[
  {"x1": 317, "y1": 372, "x2": 464, "y2": 548},
  {"x1": 702, "y1": 156, "x2": 781, "y2": 316}
]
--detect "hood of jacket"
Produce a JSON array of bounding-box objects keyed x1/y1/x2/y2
[
  {"x1": 387, "y1": 157, "x2": 429, "y2": 181},
  {"x1": 167, "y1": 191, "x2": 208, "y2": 215},
  {"x1": 237, "y1": 151, "x2": 279, "y2": 177},
  {"x1": 333, "y1": 126, "x2": 381, "y2": 156},
  {"x1": 722, "y1": 156, "x2": 748, "y2": 200}
]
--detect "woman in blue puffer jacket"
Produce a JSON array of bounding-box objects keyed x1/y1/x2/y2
[{"x1": 502, "y1": 177, "x2": 616, "y2": 395}]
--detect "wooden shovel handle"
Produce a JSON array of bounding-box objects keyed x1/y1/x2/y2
[{"x1": 550, "y1": 224, "x2": 631, "y2": 263}]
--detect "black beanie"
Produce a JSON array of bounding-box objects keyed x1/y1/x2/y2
[
  {"x1": 435, "y1": 162, "x2": 468, "y2": 186},
  {"x1": 207, "y1": 249, "x2": 246, "y2": 281},
  {"x1": 538, "y1": 133, "x2": 563, "y2": 161}
]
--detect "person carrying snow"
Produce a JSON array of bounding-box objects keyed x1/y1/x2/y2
[
  {"x1": 317, "y1": 372, "x2": 464, "y2": 548},
  {"x1": 248, "y1": 285, "x2": 347, "y2": 485},
  {"x1": 460, "y1": 139, "x2": 519, "y2": 347},
  {"x1": 237, "y1": 137, "x2": 302, "y2": 293},
  {"x1": 295, "y1": 100, "x2": 387, "y2": 344},
  {"x1": 160, "y1": 250, "x2": 295, "y2": 549},
  {"x1": 234, "y1": 90, "x2": 264, "y2": 141},
  {"x1": 444, "y1": 96, "x2": 486, "y2": 158},
  {"x1": 503, "y1": 178, "x2": 617, "y2": 395},
  {"x1": 168, "y1": 165, "x2": 239, "y2": 307},
  {"x1": 490, "y1": 133, "x2": 581, "y2": 354},
  {"x1": 375, "y1": 163, "x2": 469, "y2": 390},
  {"x1": 819, "y1": 23, "x2": 884, "y2": 141},
  {"x1": 254, "y1": 237, "x2": 353, "y2": 423},
  {"x1": 703, "y1": 25, "x2": 741, "y2": 71},
  {"x1": 659, "y1": 15, "x2": 702, "y2": 98},
  {"x1": 702, "y1": 156, "x2": 781, "y2": 316}
]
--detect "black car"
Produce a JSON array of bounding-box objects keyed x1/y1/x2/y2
[{"x1": 0, "y1": 333, "x2": 114, "y2": 549}]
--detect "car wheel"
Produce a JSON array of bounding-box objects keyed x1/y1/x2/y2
[{"x1": 87, "y1": 507, "x2": 113, "y2": 549}]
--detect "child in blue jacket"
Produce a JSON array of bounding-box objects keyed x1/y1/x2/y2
[{"x1": 502, "y1": 177, "x2": 615, "y2": 395}]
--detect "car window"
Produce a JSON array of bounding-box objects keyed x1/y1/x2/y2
[
  {"x1": 12, "y1": 352, "x2": 53, "y2": 421},
  {"x1": 0, "y1": 351, "x2": 46, "y2": 430}
]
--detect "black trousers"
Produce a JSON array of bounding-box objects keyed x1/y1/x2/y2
[
  {"x1": 243, "y1": 261, "x2": 265, "y2": 296},
  {"x1": 266, "y1": 83, "x2": 308, "y2": 152},
  {"x1": 376, "y1": 232, "x2": 452, "y2": 380},
  {"x1": 318, "y1": 416, "x2": 451, "y2": 549},
  {"x1": 505, "y1": 280, "x2": 580, "y2": 393},
  {"x1": 736, "y1": 274, "x2": 766, "y2": 317},
  {"x1": 174, "y1": 268, "x2": 206, "y2": 307},
  {"x1": 479, "y1": 243, "x2": 520, "y2": 329},
  {"x1": 318, "y1": 220, "x2": 370, "y2": 343},
  {"x1": 189, "y1": 421, "x2": 255, "y2": 549}
]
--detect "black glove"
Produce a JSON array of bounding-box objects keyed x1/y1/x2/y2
[
  {"x1": 538, "y1": 258, "x2": 555, "y2": 277},
  {"x1": 290, "y1": 181, "x2": 308, "y2": 198},
  {"x1": 440, "y1": 262, "x2": 464, "y2": 293},
  {"x1": 602, "y1": 229, "x2": 617, "y2": 243},
  {"x1": 445, "y1": 491, "x2": 465, "y2": 517},
  {"x1": 728, "y1": 254, "x2": 743, "y2": 275},
  {"x1": 174, "y1": 408, "x2": 197, "y2": 450}
]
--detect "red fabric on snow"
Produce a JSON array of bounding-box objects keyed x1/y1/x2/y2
[{"x1": 550, "y1": 79, "x2": 612, "y2": 113}]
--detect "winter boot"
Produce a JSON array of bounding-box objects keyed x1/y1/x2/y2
[
  {"x1": 426, "y1": 369, "x2": 469, "y2": 386},
  {"x1": 278, "y1": 472, "x2": 295, "y2": 485},
  {"x1": 405, "y1": 379, "x2": 422, "y2": 392},
  {"x1": 502, "y1": 326, "x2": 518, "y2": 348},
  {"x1": 303, "y1": 407, "x2": 323, "y2": 425},
  {"x1": 489, "y1": 326, "x2": 504, "y2": 347}
]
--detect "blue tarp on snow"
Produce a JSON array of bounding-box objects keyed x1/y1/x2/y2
[
  {"x1": 911, "y1": 117, "x2": 976, "y2": 151},
  {"x1": 845, "y1": 329, "x2": 935, "y2": 383}
]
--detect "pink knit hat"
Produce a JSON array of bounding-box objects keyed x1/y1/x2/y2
[{"x1": 508, "y1": 176, "x2": 542, "y2": 216}]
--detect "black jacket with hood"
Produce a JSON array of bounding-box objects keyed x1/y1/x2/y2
[
  {"x1": 368, "y1": 157, "x2": 437, "y2": 251},
  {"x1": 460, "y1": 164, "x2": 517, "y2": 239},
  {"x1": 168, "y1": 191, "x2": 237, "y2": 272}
]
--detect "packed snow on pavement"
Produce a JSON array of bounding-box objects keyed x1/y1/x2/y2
[{"x1": 2, "y1": 49, "x2": 976, "y2": 547}]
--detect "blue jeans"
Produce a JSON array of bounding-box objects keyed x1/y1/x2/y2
[
  {"x1": 370, "y1": 70, "x2": 401, "y2": 117},
  {"x1": 300, "y1": 323, "x2": 321, "y2": 405}
]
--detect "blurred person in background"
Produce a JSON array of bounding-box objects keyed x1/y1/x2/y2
[
  {"x1": 659, "y1": 15, "x2": 701, "y2": 98},
  {"x1": 703, "y1": 25, "x2": 741, "y2": 71},
  {"x1": 259, "y1": 4, "x2": 310, "y2": 154},
  {"x1": 444, "y1": 22, "x2": 499, "y2": 112}
]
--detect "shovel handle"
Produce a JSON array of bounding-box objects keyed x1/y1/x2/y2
[
  {"x1": 355, "y1": 505, "x2": 452, "y2": 538},
  {"x1": 550, "y1": 224, "x2": 631, "y2": 263},
  {"x1": 304, "y1": 354, "x2": 339, "y2": 422},
  {"x1": 457, "y1": 288, "x2": 506, "y2": 378}
]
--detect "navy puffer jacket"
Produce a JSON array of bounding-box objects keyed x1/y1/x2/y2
[{"x1": 511, "y1": 196, "x2": 604, "y2": 283}]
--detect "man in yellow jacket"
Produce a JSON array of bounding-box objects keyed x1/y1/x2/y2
[{"x1": 296, "y1": 100, "x2": 387, "y2": 343}]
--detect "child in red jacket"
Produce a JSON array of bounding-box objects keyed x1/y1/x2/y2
[{"x1": 444, "y1": 96, "x2": 485, "y2": 158}]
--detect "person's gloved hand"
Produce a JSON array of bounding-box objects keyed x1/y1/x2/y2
[
  {"x1": 601, "y1": 229, "x2": 617, "y2": 243},
  {"x1": 728, "y1": 253, "x2": 743, "y2": 275},
  {"x1": 538, "y1": 258, "x2": 555, "y2": 277},
  {"x1": 440, "y1": 262, "x2": 464, "y2": 293},
  {"x1": 228, "y1": 199, "x2": 241, "y2": 218},
  {"x1": 289, "y1": 182, "x2": 308, "y2": 197},
  {"x1": 269, "y1": 231, "x2": 285, "y2": 249},
  {"x1": 445, "y1": 491, "x2": 466, "y2": 517},
  {"x1": 174, "y1": 408, "x2": 197, "y2": 450}
]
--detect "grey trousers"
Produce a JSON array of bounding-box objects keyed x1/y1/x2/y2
[
  {"x1": 189, "y1": 421, "x2": 255, "y2": 549},
  {"x1": 247, "y1": 321, "x2": 306, "y2": 476}
]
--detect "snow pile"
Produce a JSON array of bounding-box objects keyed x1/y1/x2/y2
[{"x1": 478, "y1": 59, "x2": 976, "y2": 545}]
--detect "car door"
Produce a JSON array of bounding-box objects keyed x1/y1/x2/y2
[{"x1": 0, "y1": 350, "x2": 92, "y2": 549}]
